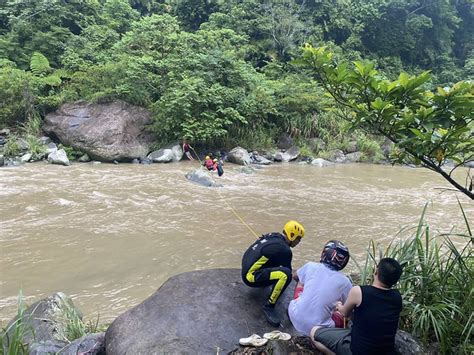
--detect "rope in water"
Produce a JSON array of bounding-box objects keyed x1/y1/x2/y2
[{"x1": 189, "y1": 146, "x2": 259, "y2": 239}]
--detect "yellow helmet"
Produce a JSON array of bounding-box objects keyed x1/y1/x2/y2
[
  {"x1": 284, "y1": 220, "x2": 305, "y2": 241},
  {"x1": 205, "y1": 156, "x2": 210, "y2": 160}
]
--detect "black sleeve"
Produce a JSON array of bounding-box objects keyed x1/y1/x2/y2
[{"x1": 261, "y1": 243, "x2": 292, "y2": 269}]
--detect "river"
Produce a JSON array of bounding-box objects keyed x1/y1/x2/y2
[{"x1": 0, "y1": 162, "x2": 472, "y2": 324}]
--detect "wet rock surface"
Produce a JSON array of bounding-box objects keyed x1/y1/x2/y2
[{"x1": 43, "y1": 101, "x2": 153, "y2": 162}]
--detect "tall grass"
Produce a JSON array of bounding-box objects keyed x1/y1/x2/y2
[
  {"x1": 0, "y1": 291, "x2": 31, "y2": 355},
  {"x1": 356, "y1": 200, "x2": 473, "y2": 354},
  {"x1": 1, "y1": 292, "x2": 101, "y2": 353}
]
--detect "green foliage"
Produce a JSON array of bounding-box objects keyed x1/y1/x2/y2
[
  {"x1": 0, "y1": 67, "x2": 34, "y2": 127},
  {"x1": 58, "y1": 144, "x2": 82, "y2": 161},
  {"x1": 295, "y1": 45, "x2": 474, "y2": 198},
  {"x1": 357, "y1": 135, "x2": 384, "y2": 162},
  {"x1": 0, "y1": 291, "x2": 30, "y2": 355},
  {"x1": 356, "y1": 202, "x2": 473, "y2": 353},
  {"x1": 3, "y1": 135, "x2": 21, "y2": 157}
]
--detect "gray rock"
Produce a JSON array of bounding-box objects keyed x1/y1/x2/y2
[
  {"x1": 0, "y1": 136, "x2": 6, "y2": 146},
  {"x1": 46, "y1": 142, "x2": 58, "y2": 154},
  {"x1": 250, "y1": 152, "x2": 272, "y2": 165},
  {"x1": 132, "y1": 158, "x2": 140, "y2": 164},
  {"x1": 310, "y1": 158, "x2": 333, "y2": 167},
  {"x1": 20, "y1": 153, "x2": 32, "y2": 163},
  {"x1": 92, "y1": 161, "x2": 102, "y2": 165},
  {"x1": 274, "y1": 146, "x2": 300, "y2": 162},
  {"x1": 345, "y1": 141, "x2": 358, "y2": 153},
  {"x1": 394, "y1": 330, "x2": 424, "y2": 354},
  {"x1": 29, "y1": 340, "x2": 67, "y2": 355},
  {"x1": 185, "y1": 169, "x2": 219, "y2": 187},
  {"x1": 43, "y1": 101, "x2": 154, "y2": 162},
  {"x1": 60, "y1": 333, "x2": 105, "y2": 355},
  {"x1": 48, "y1": 149, "x2": 70, "y2": 166},
  {"x1": 17, "y1": 138, "x2": 29, "y2": 152},
  {"x1": 345, "y1": 151, "x2": 362, "y2": 163},
  {"x1": 105, "y1": 269, "x2": 299, "y2": 355},
  {"x1": 228, "y1": 147, "x2": 251, "y2": 165},
  {"x1": 0, "y1": 128, "x2": 11, "y2": 135},
  {"x1": 140, "y1": 158, "x2": 152, "y2": 165},
  {"x1": 39, "y1": 136, "x2": 51, "y2": 145},
  {"x1": 277, "y1": 133, "x2": 293, "y2": 149},
  {"x1": 0, "y1": 155, "x2": 4, "y2": 167},
  {"x1": 78, "y1": 154, "x2": 91, "y2": 162},
  {"x1": 3, "y1": 292, "x2": 82, "y2": 351},
  {"x1": 147, "y1": 143, "x2": 183, "y2": 163},
  {"x1": 327, "y1": 149, "x2": 346, "y2": 163}
]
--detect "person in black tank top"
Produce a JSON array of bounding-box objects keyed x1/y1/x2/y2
[
  {"x1": 241, "y1": 221, "x2": 305, "y2": 327},
  {"x1": 311, "y1": 258, "x2": 403, "y2": 355}
]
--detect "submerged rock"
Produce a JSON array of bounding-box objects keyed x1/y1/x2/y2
[{"x1": 185, "y1": 168, "x2": 219, "y2": 187}]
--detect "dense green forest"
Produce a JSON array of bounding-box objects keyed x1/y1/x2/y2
[{"x1": 0, "y1": 0, "x2": 473, "y2": 150}]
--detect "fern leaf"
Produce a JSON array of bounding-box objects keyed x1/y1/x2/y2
[
  {"x1": 43, "y1": 74, "x2": 62, "y2": 86},
  {"x1": 30, "y1": 52, "x2": 51, "y2": 76}
]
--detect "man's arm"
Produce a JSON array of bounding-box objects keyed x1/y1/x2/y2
[{"x1": 336, "y1": 286, "x2": 362, "y2": 317}]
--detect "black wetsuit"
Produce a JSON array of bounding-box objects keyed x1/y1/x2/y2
[{"x1": 241, "y1": 233, "x2": 292, "y2": 305}]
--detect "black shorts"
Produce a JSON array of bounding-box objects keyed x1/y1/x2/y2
[{"x1": 314, "y1": 327, "x2": 352, "y2": 355}]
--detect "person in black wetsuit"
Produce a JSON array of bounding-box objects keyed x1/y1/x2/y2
[
  {"x1": 241, "y1": 220, "x2": 305, "y2": 327},
  {"x1": 310, "y1": 258, "x2": 403, "y2": 355}
]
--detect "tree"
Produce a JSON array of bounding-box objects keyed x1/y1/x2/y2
[{"x1": 294, "y1": 45, "x2": 474, "y2": 199}]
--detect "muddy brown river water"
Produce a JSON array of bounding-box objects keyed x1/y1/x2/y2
[{"x1": 1, "y1": 161, "x2": 472, "y2": 324}]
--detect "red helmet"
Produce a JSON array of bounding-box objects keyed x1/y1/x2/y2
[{"x1": 320, "y1": 240, "x2": 350, "y2": 271}]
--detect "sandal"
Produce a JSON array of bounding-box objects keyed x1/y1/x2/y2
[
  {"x1": 263, "y1": 330, "x2": 291, "y2": 341},
  {"x1": 239, "y1": 334, "x2": 269, "y2": 347}
]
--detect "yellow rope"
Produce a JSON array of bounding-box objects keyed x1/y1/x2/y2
[
  {"x1": 221, "y1": 195, "x2": 259, "y2": 239},
  {"x1": 189, "y1": 147, "x2": 259, "y2": 239}
]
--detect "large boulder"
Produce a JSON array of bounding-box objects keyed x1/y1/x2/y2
[
  {"x1": 147, "y1": 143, "x2": 183, "y2": 163},
  {"x1": 105, "y1": 268, "x2": 299, "y2": 355},
  {"x1": 228, "y1": 147, "x2": 251, "y2": 165},
  {"x1": 43, "y1": 101, "x2": 154, "y2": 162}
]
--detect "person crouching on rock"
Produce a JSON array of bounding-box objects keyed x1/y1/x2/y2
[{"x1": 241, "y1": 221, "x2": 305, "y2": 327}]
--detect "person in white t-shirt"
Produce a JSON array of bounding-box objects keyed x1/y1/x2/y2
[{"x1": 288, "y1": 240, "x2": 352, "y2": 335}]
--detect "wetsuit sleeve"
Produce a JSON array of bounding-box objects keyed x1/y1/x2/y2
[{"x1": 261, "y1": 243, "x2": 292, "y2": 269}]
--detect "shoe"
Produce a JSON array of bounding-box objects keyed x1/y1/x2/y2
[
  {"x1": 263, "y1": 330, "x2": 291, "y2": 341},
  {"x1": 262, "y1": 303, "x2": 281, "y2": 327},
  {"x1": 239, "y1": 334, "x2": 268, "y2": 347}
]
